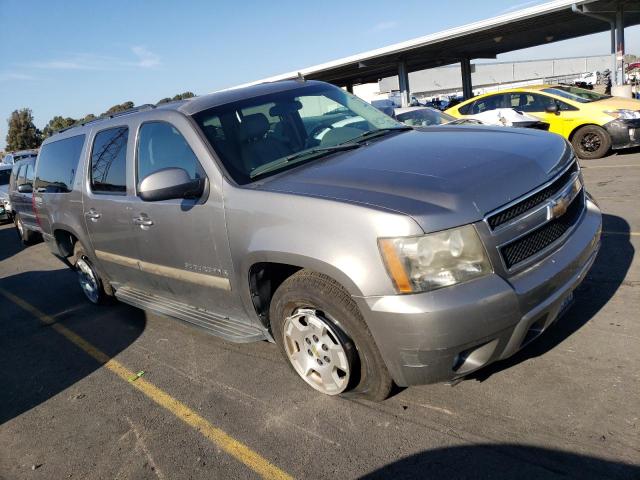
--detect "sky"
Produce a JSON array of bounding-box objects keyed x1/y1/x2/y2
[{"x1": 1, "y1": 0, "x2": 639, "y2": 150}]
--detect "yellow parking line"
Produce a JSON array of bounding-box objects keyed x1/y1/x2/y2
[
  {"x1": 0, "y1": 288, "x2": 293, "y2": 480},
  {"x1": 582, "y1": 164, "x2": 639, "y2": 169},
  {"x1": 603, "y1": 231, "x2": 640, "y2": 236}
]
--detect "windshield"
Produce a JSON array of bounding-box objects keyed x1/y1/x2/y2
[
  {"x1": 0, "y1": 169, "x2": 10, "y2": 186},
  {"x1": 542, "y1": 86, "x2": 611, "y2": 103},
  {"x1": 395, "y1": 108, "x2": 456, "y2": 127},
  {"x1": 192, "y1": 83, "x2": 404, "y2": 184}
]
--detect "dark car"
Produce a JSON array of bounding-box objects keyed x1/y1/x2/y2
[{"x1": 8, "y1": 157, "x2": 41, "y2": 244}]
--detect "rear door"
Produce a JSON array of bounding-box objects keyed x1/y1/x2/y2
[
  {"x1": 19, "y1": 162, "x2": 38, "y2": 229},
  {"x1": 82, "y1": 126, "x2": 146, "y2": 289}
]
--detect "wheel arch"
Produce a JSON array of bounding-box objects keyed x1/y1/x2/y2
[{"x1": 242, "y1": 252, "x2": 364, "y2": 331}]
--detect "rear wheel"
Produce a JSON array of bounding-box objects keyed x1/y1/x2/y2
[
  {"x1": 14, "y1": 213, "x2": 35, "y2": 245},
  {"x1": 73, "y1": 243, "x2": 110, "y2": 304},
  {"x1": 571, "y1": 125, "x2": 611, "y2": 159},
  {"x1": 270, "y1": 270, "x2": 393, "y2": 401}
]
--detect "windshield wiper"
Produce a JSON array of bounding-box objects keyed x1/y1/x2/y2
[
  {"x1": 349, "y1": 126, "x2": 412, "y2": 143},
  {"x1": 249, "y1": 143, "x2": 361, "y2": 179}
]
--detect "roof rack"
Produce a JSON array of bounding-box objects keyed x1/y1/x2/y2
[{"x1": 53, "y1": 104, "x2": 157, "y2": 135}]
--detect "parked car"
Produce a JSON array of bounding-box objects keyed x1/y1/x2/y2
[
  {"x1": 3, "y1": 149, "x2": 38, "y2": 166},
  {"x1": 394, "y1": 106, "x2": 481, "y2": 127},
  {"x1": 446, "y1": 84, "x2": 640, "y2": 159},
  {"x1": 8, "y1": 157, "x2": 41, "y2": 244},
  {"x1": 0, "y1": 164, "x2": 12, "y2": 223},
  {"x1": 35, "y1": 80, "x2": 601, "y2": 400},
  {"x1": 465, "y1": 108, "x2": 549, "y2": 130}
]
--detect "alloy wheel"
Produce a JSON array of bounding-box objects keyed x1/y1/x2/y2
[{"x1": 282, "y1": 308, "x2": 351, "y2": 395}]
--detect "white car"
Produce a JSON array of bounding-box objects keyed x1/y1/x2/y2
[
  {"x1": 0, "y1": 164, "x2": 12, "y2": 222},
  {"x1": 2, "y1": 150, "x2": 38, "y2": 166}
]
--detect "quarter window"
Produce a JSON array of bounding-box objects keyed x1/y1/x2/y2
[
  {"x1": 35, "y1": 134, "x2": 85, "y2": 193},
  {"x1": 137, "y1": 122, "x2": 204, "y2": 186},
  {"x1": 91, "y1": 127, "x2": 128, "y2": 194}
]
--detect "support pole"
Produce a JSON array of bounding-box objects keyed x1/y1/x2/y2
[
  {"x1": 461, "y1": 58, "x2": 473, "y2": 100},
  {"x1": 611, "y1": 23, "x2": 617, "y2": 85},
  {"x1": 616, "y1": 3, "x2": 625, "y2": 85},
  {"x1": 397, "y1": 61, "x2": 410, "y2": 107}
]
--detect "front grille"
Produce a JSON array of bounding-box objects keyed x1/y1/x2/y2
[
  {"x1": 487, "y1": 162, "x2": 578, "y2": 230},
  {"x1": 500, "y1": 192, "x2": 584, "y2": 269}
]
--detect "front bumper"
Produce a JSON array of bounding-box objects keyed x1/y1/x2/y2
[
  {"x1": 604, "y1": 118, "x2": 640, "y2": 150},
  {"x1": 355, "y1": 198, "x2": 602, "y2": 387}
]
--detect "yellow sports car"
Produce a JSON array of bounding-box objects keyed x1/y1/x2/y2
[{"x1": 446, "y1": 85, "x2": 640, "y2": 159}]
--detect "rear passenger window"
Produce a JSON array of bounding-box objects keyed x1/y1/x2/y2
[
  {"x1": 136, "y1": 122, "x2": 204, "y2": 185},
  {"x1": 91, "y1": 127, "x2": 128, "y2": 194},
  {"x1": 35, "y1": 134, "x2": 85, "y2": 193}
]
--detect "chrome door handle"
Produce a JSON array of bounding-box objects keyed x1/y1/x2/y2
[
  {"x1": 86, "y1": 209, "x2": 101, "y2": 221},
  {"x1": 133, "y1": 216, "x2": 154, "y2": 227}
]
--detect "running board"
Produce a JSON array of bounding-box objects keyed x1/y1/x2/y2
[{"x1": 115, "y1": 286, "x2": 267, "y2": 343}]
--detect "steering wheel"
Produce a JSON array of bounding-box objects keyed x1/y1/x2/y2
[{"x1": 306, "y1": 124, "x2": 334, "y2": 147}]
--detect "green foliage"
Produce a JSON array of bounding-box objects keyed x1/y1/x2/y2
[
  {"x1": 103, "y1": 101, "x2": 135, "y2": 116},
  {"x1": 173, "y1": 91, "x2": 195, "y2": 101},
  {"x1": 157, "y1": 92, "x2": 196, "y2": 105},
  {"x1": 42, "y1": 116, "x2": 76, "y2": 138},
  {"x1": 6, "y1": 108, "x2": 41, "y2": 150},
  {"x1": 80, "y1": 113, "x2": 97, "y2": 123}
]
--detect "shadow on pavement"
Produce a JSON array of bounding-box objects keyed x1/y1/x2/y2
[
  {"x1": 470, "y1": 213, "x2": 634, "y2": 382},
  {"x1": 0, "y1": 267, "x2": 146, "y2": 424},
  {"x1": 0, "y1": 223, "x2": 26, "y2": 263},
  {"x1": 360, "y1": 444, "x2": 639, "y2": 479}
]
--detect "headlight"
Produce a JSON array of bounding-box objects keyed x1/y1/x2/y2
[
  {"x1": 378, "y1": 224, "x2": 493, "y2": 293},
  {"x1": 605, "y1": 109, "x2": 640, "y2": 120}
]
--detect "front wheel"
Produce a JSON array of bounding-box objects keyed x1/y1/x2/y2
[
  {"x1": 270, "y1": 270, "x2": 393, "y2": 401},
  {"x1": 571, "y1": 125, "x2": 611, "y2": 159}
]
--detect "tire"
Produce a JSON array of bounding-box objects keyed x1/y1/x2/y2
[
  {"x1": 571, "y1": 125, "x2": 611, "y2": 159},
  {"x1": 270, "y1": 270, "x2": 393, "y2": 401},
  {"x1": 73, "y1": 243, "x2": 112, "y2": 304},
  {"x1": 14, "y1": 213, "x2": 35, "y2": 245}
]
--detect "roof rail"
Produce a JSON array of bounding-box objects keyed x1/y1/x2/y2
[{"x1": 53, "y1": 104, "x2": 157, "y2": 136}]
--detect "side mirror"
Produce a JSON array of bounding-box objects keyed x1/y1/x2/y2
[
  {"x1": 138, "y1": 168, "x2": 204, "y2": 202},
  {"x1": 17, "y1": 183, "x2": 33, "y2": 193},
  {"x1": 545, "y1": 104, "x2": 560, "y2": 115}
]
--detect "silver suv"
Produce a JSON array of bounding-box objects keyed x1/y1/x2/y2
[{"x1": 35, "y1": 80, "x2": 601, "y2": 400}]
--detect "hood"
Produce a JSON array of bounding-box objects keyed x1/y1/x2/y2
[
  {"x1": 253, "y1": 126, "x2": 571, "y2": 233},
  {"x1": 594, "y1": 96, "x2": 640, "y2": 111}
]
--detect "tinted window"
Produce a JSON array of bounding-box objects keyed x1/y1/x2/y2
[
  {"x1": 91, "y1": 127, "x2": 128, "y2": 194},
  {"x1": 25, "y1": 163, "x2": 34, "y2": 184},
  {"x1": 35, "y1": 135, "x2": 85, "y2": 193},
  {"x1": 137, "y1": 122, "x2": 204, "y2": 185},
  {"x1": 16, "y1": 164, "x2": 27, "y2": 185},
  {"x1": 0, "y1": 169, "x2": 10, "y2": 186}
]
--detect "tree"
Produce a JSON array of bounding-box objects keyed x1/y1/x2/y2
[
  {"x1": 172, "y1": 91, "x2": 195, "y2": 101},
  {"x1": 103, "y1": 101, "x2": 135, "y2": 116},
  {"x1": 157, "y1": 92, "x2": 196, "y2": 105},
  {"x1": 79, "y1": 113, "x2": 97, "y2": 124},
  {"x1": 6, "y1": 108, "x2": 41, "y2": 150},
  {"x1": 42, "y1": 116, "x2": 76, "y2": 138}
]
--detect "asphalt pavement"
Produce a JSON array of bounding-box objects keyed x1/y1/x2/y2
[{"x1": 1, "y1": 149, "x2": 639, "y2": 480}]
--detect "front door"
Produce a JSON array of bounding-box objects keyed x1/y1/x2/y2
[
  {"x1": 127, "y1": 118, "x2": 240, "y2": 319},
  {"x1": 507, "y1": 92, "x2": 582, "y2": 137}
]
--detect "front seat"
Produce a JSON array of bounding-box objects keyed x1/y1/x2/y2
[{"x1": 238, "y1": 113, "x2": 290, "y2": 173}]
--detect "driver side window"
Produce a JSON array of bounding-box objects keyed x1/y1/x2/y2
[{"x1": 137, "y1": 122, "x2": 205, "y2": 187}]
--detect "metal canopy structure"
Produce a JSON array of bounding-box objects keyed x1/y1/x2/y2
[{"x1": 230, "y1": 0, "x2": 640, "y2": 105}]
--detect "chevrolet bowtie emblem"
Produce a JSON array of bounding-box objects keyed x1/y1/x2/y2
[{"x1": 550, "y1": 193, "x2": 570, "y2": 219}]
